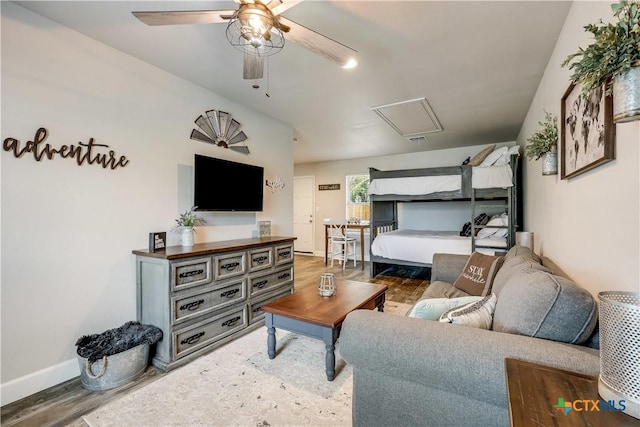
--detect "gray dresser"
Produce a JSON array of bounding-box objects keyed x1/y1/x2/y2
[{"x1": 133, "y1": 236, "x2": 296, "y2": 371}]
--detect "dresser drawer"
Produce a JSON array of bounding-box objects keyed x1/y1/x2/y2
[
  {"x1": 249, "y1": 266, "x2": 294, "y2": 297},
  {"x1": 249, "y1": 287, "x2": 293, "y2": 324},
  {"x1": 214, "y1": 251, "x2": 247, "y2": 280},
  {"x1": 173, "y1": 307, "x2": 247, "y2": 360},
  {"x1": 171, "y1": 279, "x2": 246, "y2": 325},
  {"x1": 275, "y1": 244, "x2": 294, "y2": 266},
  {"x1": 248, "y1": 247, "x2": 273, "y2": 272},
  {"x1": 170, "y1": 257, "x2": 213, "y2": 291}
]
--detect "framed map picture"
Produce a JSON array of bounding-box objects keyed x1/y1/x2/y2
[{"x1": 560, "y1": 82, "x2": 615, "y2": 179}]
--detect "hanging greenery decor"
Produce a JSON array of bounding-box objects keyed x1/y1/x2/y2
[{"x1": 525, "y1": 112, "x2": 558, "y2": 161}]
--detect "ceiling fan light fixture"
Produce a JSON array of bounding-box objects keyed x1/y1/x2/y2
[
  {"x1": 226, "y1": 3, "x2": 284, "y2": 56},
  {"x1": 342, "y1": 58, "x2": 358, "y2": 69}
]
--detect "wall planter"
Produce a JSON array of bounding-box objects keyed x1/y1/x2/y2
[
  {"x1": 613, "y1": 65, "x2": 640, "y2": 123},
  {"x1": 542, "y1": 146, "x2": 558, "y2": 175}
]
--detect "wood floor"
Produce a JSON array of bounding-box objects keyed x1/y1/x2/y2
[{"x1": 1, "y1": 255, "x2": 429, "y2": 427}]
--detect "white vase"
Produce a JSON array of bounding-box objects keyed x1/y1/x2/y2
[{"x1": 181, "y1": 228, "x2": 194, "y2": 247}]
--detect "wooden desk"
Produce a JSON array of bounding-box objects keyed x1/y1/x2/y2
[
  {"x1": 324, "y1": 223, "x2": 367, "y2": 270},
  {"x1": 505, "y1": 358, "x2": 639, "y2": 427}
]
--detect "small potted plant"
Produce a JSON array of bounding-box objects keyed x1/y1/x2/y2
[
  {"x1": 525, "y1": 111, "x2": 558, "y2": 175},
  {"x1": 561, "y1": 0, "x2": 640, "y2": 123},
  {"x1": 172, "y1": 207, "x2": 206, "y2": 246}
]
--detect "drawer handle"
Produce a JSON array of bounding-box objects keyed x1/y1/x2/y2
[
  {"x1": 254, "y1": 280, "x2": 268, "y2": 289},
  {"x1": 253, "y1": 306, "x2": 262, "y2": 314},
  {"x1": 253, "y1": 255, "x2": 269, "y2": 264},
  {"x1": 222, "y1": 316, "x2": 241, "y2": 327},
  {"x1": 179, "y1": 299, "x2": 205, "y2": 311},
  {"x1": 220, "y1": 289, "x2": 240, "y2": 299},
  {"x1": 278, "y1": 250, "x2": 291, "y2": 258},
  {"x1": 220, "y1": 262, "x2": 240, "y2": 272},
  {"x1": 180, "y1": 331, "x2": 205, "y2": 345},
  {"x1": 178, "y1": 268, "x2": 204, "y2": 279},
  {"x1": 277, "y1": 273, "x2": 290, "y2": 280}
]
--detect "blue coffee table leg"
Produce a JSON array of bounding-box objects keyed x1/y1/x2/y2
[
  {"x1": 323, "y1": 327, "x2": 339, "y2": 381},
  {"x1": 266, "y1": 313, "x2": 276, "y2": 359}
]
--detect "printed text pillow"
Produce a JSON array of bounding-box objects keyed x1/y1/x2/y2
[{"x1": 453, "y1": 252, "x2": 504, "y2": 296}]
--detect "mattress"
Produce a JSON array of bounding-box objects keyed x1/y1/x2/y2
[
  {"x1": 370, "y1": 229, "x2": 506, "y2": 265},
  {"x1": 368, "y1": 175, "x2": 461, "y2": 196},
  {"x1": 472, "y1": 164, "x2": 514, "y2": 189}
]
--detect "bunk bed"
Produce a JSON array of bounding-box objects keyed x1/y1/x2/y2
[{"x1": 368, "y1": 152, "x2": 521, "y2": 277}]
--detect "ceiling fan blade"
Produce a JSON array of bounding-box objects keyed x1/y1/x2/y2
[
  {"x1": 269, "y1": 0, "x2": 303, "y2": 16},
  {"x1": 243, "y1": 54, "x2": 264, "y2": 80},
  {"x1": 277, "y1": 17, "x2": 357, "y2": 68},
  {"x1": 131, "y1": 10, "x2": 235, "y2": 26}
]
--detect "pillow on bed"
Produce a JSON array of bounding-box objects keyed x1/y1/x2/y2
[
  {"x1": 459, "y1": 213, "x2": 489, "y2": 237},
  {"x1": 479, "y1": 146, "x2": 508, "y2": 166},
  {"x1": 468, "y1": 145, "x2": 496, "y2": 166},
  {"x1": 493, "y1": 145, "x2": 520, "y2": 165},
  {"x1": 477, "y1": 213, "x2": 509, "y2": 238},
  {"x1": 407, "y1": 296, "x2": 484, "y2": 320},
  {"x1": 453, "y1": 252, "x2": 504, "y2": 296},
  {"x1": 438, "y1": 293, "x2": 497, "y2": 329}
]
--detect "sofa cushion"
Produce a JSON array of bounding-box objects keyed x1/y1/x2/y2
[
  {"x1": 492, "y1": 270, "x2": 597, "y2": 344},
  {"x1": 439, "y1": 293, "x2": 497, "y2": 329},
  {"x1": 491, "y1": 254, "x2": 551, "y2": 297},
  {"x1": 504, "y1": 245, "x2": 541, "y2": 263},
  {"x1": 407, "y1": 296, "x2": 483, "y2": 320},
  {"x1": 453, "y1": 252, "x2": 504, "y2": 296},
  {"x1": 422, "y1": 281, "x2": 472, "y2": 299}
]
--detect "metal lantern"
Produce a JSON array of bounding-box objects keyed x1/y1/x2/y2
[
  {"x1": 598, "y1": 291, "x2": 640, "y2": 419},
  {"x1": 319, "y1": 273, "x2": 336, "y2": 297}
]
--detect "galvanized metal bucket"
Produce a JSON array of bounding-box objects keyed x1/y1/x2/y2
[
  {"x1": 613, "y1": 66, "x2": 640, "y2": 123},
  {"x1": 77, "y1": 343, "x2": 149, "y2": 391}
]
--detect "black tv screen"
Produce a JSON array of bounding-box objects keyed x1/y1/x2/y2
[{"x1": 194, "y1": 154, "x2": 264, "y2": 211}]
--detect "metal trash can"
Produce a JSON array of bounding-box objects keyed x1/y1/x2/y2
[
  {"x1": 598, "y1": 291, "x2": 640, "y2": 419},
  {"x1": 77, "y1": 343, "x2": 149, "y2": 391}
]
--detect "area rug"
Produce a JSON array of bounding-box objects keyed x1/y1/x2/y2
[{"x1": 82, "y1": 303, "x2": 411, "y2": 427}]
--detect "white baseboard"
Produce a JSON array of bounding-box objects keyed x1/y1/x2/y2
[{"x1": 1, "y1": 358, "x2": 78, "y2": 406}]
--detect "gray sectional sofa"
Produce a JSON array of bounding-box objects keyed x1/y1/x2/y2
[{"x1": 340, "y1": 246, "x2": 600, "y2": 427}]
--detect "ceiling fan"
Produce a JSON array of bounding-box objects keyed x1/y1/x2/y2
[{"x1": 132, "y1": 0, "x2": 358, "y2": 80}]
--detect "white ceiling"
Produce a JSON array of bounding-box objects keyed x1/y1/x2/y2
[{"x1": 14, "y1": 1, "x2": 572, "y2": 164}]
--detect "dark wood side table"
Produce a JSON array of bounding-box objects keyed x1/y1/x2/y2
[{"x1": 505, "y1": 358, "x2": 640, "y2": 427}]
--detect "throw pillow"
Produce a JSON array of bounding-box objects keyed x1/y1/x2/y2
[
  {"x1": 453, "y1": 252, "x2": 504, "y2": 296},
  {"x1": 438, "y1": 293, "x2": 498, "y2": 329},
  {"x1": 468, "y1": 145, "x2": 496, "y2": 166},
  {"x1": 476, "y1": 213, "x2": 509, "y2": 239},
  {"x1": 493, "y1": 145, "x2": 520, "y2": 165},
  {"x1": 407, "y1": 296, "x2": 483, "y2": 320},
  {"x1": 459, "y1": 213, "x2": 489, "y2": 237},
  {"x1": 479, "y1": 146, "x2": 508, "y2": 166}
]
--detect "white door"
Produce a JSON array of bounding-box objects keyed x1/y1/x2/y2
[{"x1": 293, "y1": 176, "x2": 315, "y2": 253}]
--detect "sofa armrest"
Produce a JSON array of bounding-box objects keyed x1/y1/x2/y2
[
  {"x1": 430, "y1": 253, "x2": 470, "y2": 283},
  {"x1": 341, "y1": 310, "x2": 599, "y2": 409}
]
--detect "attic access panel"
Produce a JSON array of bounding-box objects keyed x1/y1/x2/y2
[{"x1": 371, "y1": 97, "x2": 443, "y2": 139}]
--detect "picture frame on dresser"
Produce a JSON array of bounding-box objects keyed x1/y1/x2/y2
[
  {"x1": 149, "y1": 232, "x2": 166, "y2": 252},
  {"x1": 560, "y1": 81, "x2": 615, "y2": 180}
]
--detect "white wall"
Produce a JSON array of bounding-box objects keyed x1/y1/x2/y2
[
  {"x1": 294, "y1": 142, "x2": 514, "y2": 256},
  {"x1": 1, "y1": 3, "x2": 293, "y2": 404},
  {"x1": 518, "y1": 1, "x2": 639, "y2": 296}
]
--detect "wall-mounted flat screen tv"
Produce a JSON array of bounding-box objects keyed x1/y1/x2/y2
[{"x1": 194, "y1": 154, "x2": 264, "y2": 212}]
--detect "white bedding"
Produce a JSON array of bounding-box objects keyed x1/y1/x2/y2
[
  {"x1": 368, "y1": 165, "x2": 513, "y2": 196},
  {"x1": 370, "y1": 229, "x2": 506, "y2": 265},
  {"x1": 368, "y1": 175, "x2": 461, "y2": 196}
]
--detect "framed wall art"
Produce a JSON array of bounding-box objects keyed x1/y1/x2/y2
[{"x1": 560, "y1": 82, "x2": 615, "y2": 179}]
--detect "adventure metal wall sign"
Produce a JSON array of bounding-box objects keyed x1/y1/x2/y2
[{"x1": 3, "y1": 127, "x2": 129, "y2": 170}]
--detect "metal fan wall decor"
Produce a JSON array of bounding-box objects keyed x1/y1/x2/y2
[
  {"x1": 190, "y1": 110, "x2": 250, "y2": 155},
  {"x1": 132, "y1": 0, "x2": 357, "y2": 81}
]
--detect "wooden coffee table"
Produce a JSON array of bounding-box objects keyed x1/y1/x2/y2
[{"x1": 261, "y1": 280, "x2": 388, "y2": 381}]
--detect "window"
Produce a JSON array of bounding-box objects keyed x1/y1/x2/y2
[{"x1": 346, "y1": 174, "x2": 370, "y2": 221}]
